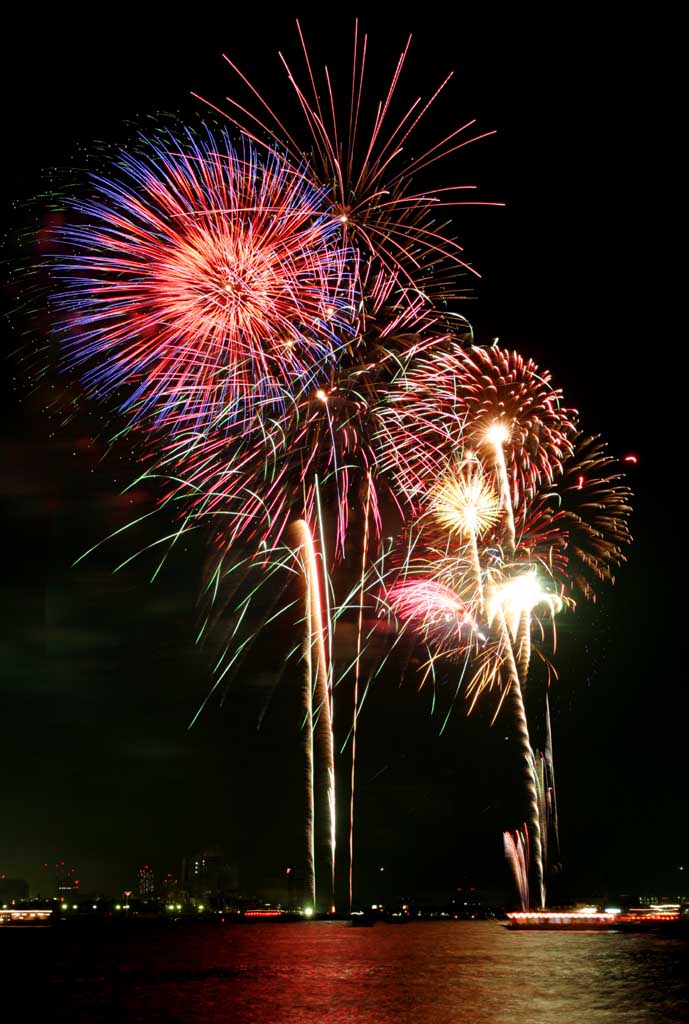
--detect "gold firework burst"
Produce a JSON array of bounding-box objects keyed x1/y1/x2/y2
[{"x1": 430, "y1": 465, "x2": 501, "y2": 539}]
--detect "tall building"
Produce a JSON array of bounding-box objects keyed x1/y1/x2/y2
[
  {"x1": 137, "y1": 864, "x2": 156, "y2": 897},
  {"x1": 181, "y1": 846, "x2": 238, "y2": 905}
]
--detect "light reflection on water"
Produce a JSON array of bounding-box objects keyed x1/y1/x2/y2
[{"x1": 6, "y1": 921, "x2": 689, "y2": 1022}]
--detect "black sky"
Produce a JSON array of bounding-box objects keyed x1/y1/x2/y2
[{"x1": 1, "y1": 10, "x2": 685, "y2": 903}]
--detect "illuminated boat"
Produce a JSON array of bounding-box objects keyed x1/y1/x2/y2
[
  {"x1": 0, "y1": 909, "x2": 53, "y2": 926},
  {"x1": 506, "y1": 905, "x2": 683, "y2": 931}
]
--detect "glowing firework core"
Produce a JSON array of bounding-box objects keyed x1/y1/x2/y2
[
  {"x1": 486, "y1": 571, "x2": 562, "y2": 639},
  {"x1": 484, "y1": 421, "x2": 511, "y2": 447},
  {"x1": 430, "y1": 468, "x2": 501, "y2": 539}
]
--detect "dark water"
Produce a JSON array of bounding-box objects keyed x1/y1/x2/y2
[{"x1": 4, "y1": 921, "x2": 688, "y2": 1023}]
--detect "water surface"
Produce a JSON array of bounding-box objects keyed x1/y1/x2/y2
[{"x1": 4, "y1": 920, "x2": 688, "y2": 1022}]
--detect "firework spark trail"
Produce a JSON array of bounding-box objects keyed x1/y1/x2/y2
[
  {"x1": 523, "y1": 433, "x2": 633, "y2": 601},
  {"x1": 479, "y1": 413, "x2": 561, "y2": 909},
  {"x1": 497, "y1": 611, "x2": 545, "y2": 909},
  {"x1": 49, "y1": 126, "x2": 355, "y2": 435},
  {"x1": 381, "y1": 375, "x2": 572, "y2": 907},
  {"x1": 210, "y1": 21, "x2": 501, "y2": 320},
  {"x1": 503, "y1": 826, "x2": 530, "y2": 911},
  {"x1": 534, "y1": 752, "x2": 548, "y2": 877},
  {"x1": 314, "y1": 479, "x2": 337, "y2": 912},
  {"x1": 349, "y1": 475, "x2": 372, "y2": 913},
  {"x1": 292, "y1": 520, "x2": 335, "y2": 913},
  {"x1": 485, "y1": 423, "x2": 517, "y2": 553},
  {"x1": 296, "y1": 533, "x2": 316, "y2": 911},
  {"x1": 544, "y1": 693, "x2": 561, "y2": 870}
]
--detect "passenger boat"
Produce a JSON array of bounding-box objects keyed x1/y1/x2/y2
[
  {"x1": 506, "y1": 905, "x2": 683, "y2": 931},
  {"x1": 0, "y1": 908, "x2": 53, "y2": 926}
]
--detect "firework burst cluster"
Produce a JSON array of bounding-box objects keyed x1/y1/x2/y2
[{"x1": 42, "y1": 24, "x2": 632, "y2": 912}]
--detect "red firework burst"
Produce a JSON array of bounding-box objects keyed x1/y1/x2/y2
[
  {"x1": 51, "y1": 125, "x2": 354, "y2": 433},
  {"x1": 375, "y1": 341, "x2": 578, "y2": 511}
]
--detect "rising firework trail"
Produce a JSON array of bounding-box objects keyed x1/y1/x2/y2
[
  {"x1": 349, "y1": 475, "x2": 372, "y2": 913},
  {"x1": 292, "y1": 520, "x2": 335, "y2": 914},
  {"x1": 484, "y1": 422, "x2": 516, "y2": 553}
]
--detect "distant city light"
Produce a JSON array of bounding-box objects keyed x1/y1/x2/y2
[{"x1": 303, "y1": 907, "x2": 314, "y2": 918}]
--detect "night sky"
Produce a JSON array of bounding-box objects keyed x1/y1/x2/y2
[{"x1": 1, "y1": 12, "x2": 685, "y2": 905}]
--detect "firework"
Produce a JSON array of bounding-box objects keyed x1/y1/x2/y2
[
  {"x1": 542, "y1": 434, "x2": 632, "y2": 601},
  {"x1": 348, "y1": 476, "x2": 372, "y2": 913},
  {"x1": 429, "y1": 463, "x2": 502, "y2": 540},
  {"x1": 206, "y1": 20, "x2": 499, "y2": 328},
  {"x1": 376, "y1": 342, "x2": 577, "y2": 515},
  {"x1": 49, "y1": 125, "x2": 354, "y2": 434},
  {"x1": 389, "y1": 578, "x2": 479, "y2": 651},
  {"x1": 378, "y1": 344, "x2": 584, "y2": 910},
  {"x1": 485, "y1": 570, "x2": 562, "y2": 643},
  {"x1": 504, "y1": 826, "x2": 530, "y2": 911},
  {"x1": 43, "y1": 25, "x2": 509, "y2": 918}
]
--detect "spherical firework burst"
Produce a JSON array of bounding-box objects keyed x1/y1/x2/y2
[
  {"x1": 375, "y1": 342, "x2": 578, "y2": 512},
  {"x1": 49, "y1": 125, "x2": 354, "y2": 433},
  {"x1": 457, "y1": 345, "x2": 578, "y2": 509},
  {"x1": 429, "y1": 463, "x2": 501, "y2": 539}
]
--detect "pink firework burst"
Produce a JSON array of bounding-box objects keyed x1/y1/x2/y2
[{"x1": 387, "y1": 578, "x2": 479, "y2": 654}]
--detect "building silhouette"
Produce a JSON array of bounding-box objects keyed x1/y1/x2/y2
[
  {"x1": 137, "y1": 864, "x2": 156, "y2": 897},
  {"x1": 181, "y1": 845, "x2": 238, "y2": 906}
]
